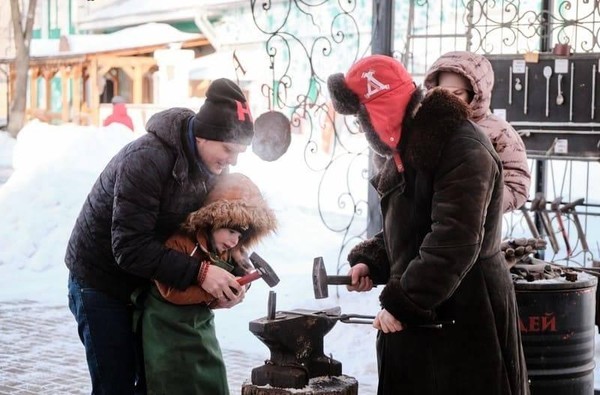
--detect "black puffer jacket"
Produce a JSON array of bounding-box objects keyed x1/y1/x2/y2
[
  {"x1": 348, "y1": 90, "x2": 529, "y2": 394},
  {"x1": 65, "y1": 108, "x2": 217, "y2": 303}
]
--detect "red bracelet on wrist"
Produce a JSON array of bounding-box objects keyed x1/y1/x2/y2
[{"x1": 198, "y1": 262, "x2": 210, "y2": 285}]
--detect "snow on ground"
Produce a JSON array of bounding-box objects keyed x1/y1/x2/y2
[
  {"x1": 0, "y1": 121, "x2": 379, "y2": 388},
  {"x1": 2, "y1": 120, "x2": 600, "y2": 391}
]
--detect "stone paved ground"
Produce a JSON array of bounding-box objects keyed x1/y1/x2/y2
[
  {"x1": 0, "y1": 300, "x2": 262, "y2": 395},
  {"x1": 0, "y1": 300, "x2": 376, "y2": 394}
]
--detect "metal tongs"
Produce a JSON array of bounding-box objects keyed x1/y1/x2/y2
[
  {"x1": 312, "y1": 311, "x2": 377, "y2": 325},
  {"x1": 285, "y1": 309, "x2": 455, "y2": 329}
]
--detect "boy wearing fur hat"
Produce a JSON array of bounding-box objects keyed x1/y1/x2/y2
[
  {"x1": 328, "y1": 55, "x2": 529, "y2": 394},
  {"x1": 140, "y1": 173, "x2": 277, "y2": 395},
  {"x1": 66, "y1": 78, "x2": 256, "y2": 393}
]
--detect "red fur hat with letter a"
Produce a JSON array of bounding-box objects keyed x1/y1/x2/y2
[{"x1": 327, "y1": 55, "x2": 416, "y2": 171}]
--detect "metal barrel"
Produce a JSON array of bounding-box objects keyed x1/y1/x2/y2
[{"x1": 514, "y1": 272, "x2": 598, "y2": 395}]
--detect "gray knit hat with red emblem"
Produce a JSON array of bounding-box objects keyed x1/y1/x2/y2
[{"x1": 192, "y1": 78, "x2": 254, "y2": 145}]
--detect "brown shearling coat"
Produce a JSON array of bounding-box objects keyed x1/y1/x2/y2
[{"x1": 348, "y1": 90, "x2": 529, "y2": 395}]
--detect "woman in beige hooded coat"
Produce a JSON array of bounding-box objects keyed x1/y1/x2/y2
[{"x1": 424, "y1": 51, "x2": 531, "y2": 213}]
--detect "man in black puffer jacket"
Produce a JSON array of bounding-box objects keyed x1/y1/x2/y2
[{"x1": 66, "y1": 78, "x2": 254, "y2": 395}]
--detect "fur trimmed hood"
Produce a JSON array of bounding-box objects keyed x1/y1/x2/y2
[
  {"x1": 423, "y1": 51, "x2": 494, "y2": 122},
  {"x1": 182, "y1": 173, "x2": 277, "y2": 248}
]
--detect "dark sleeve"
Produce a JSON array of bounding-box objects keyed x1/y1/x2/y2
[
  {"x1": 347, "y1": 232, "x2": 390, "y2": 284},
  {"x1": 111, "y1": 147, "x2": 200, "y2": 290},
  {"x1": 380, "y1": 136, "x2": 499, "y2": 323},
  {"x1": 155, "y1": 236, "x2": 214, "y2": 304}
]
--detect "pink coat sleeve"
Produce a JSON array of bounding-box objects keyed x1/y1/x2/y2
[{"x1": 477, "y1": 113, "x2": 531, "y2": 212}]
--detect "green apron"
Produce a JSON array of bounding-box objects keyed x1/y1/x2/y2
[{"x1": 140, "y1": 286, "x2": 229, "y2": 395}]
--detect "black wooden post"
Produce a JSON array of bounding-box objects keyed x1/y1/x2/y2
[
  {"x1": 367, "y1": 0, "x2": 395, "y2": 237},
  {"x1": 534, "y1": 0, "x2": 552, "y2": 258}
]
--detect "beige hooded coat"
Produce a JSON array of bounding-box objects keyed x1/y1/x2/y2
[{"x1": 424, "y1": 51, "x2": 531, "y2": 212}]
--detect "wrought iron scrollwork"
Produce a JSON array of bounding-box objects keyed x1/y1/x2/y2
[
  {"x1": 250, "y1": 1, "x2": 370, "y2": 276},
  {"x1": 249, "y1": 0, "x2": 600, "y2": 274},
  {"x1": 462, "y1": 0, "x2": 600, "y2": 53}
]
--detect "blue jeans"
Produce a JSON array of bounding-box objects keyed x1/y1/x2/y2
[{"x1": 68, "y1": 273, "x2": 145, "y2": 395}]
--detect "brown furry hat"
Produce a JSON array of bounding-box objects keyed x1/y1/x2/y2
[{"x1": 182, "y1": 173, "x2": 277, "y2": 248}]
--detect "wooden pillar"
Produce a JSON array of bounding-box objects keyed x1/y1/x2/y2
[
  {"x1": 141, "y1": 64, "x2": 155, "y2": 103},
  {"x1": 120, "y1": 65, "x2": 141, "y2": 103},
  {"x1": 60, "y1": 67, "x2": 70, "y2": 122},
  {"x1": 133, "y1": 65, "x2": 143, "y2": 104},
  {"x1": 72, "y1": 65, "x2": 82, "y2": 124},
  {"x1": 44, "y1": 76, "x2": 52, "y2": 111},
  {"x1": 89, "y1": 57, "x2": 99, "y2": 125},
  {"x1": 29, "y1": 68, "x2": 38, "y2": 114}
]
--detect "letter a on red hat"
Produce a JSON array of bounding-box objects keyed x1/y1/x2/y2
[{"x1": 345, "y1": 55, "x2": 415, "y2": 153}]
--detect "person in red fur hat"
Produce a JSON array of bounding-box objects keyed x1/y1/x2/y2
[{"x1": 327, "y1": 55, "x2": 529, "y2": 395}]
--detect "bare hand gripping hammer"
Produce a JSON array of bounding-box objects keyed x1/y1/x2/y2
[
  {"x1": 237, "y1": 252, "x2": 280, "y2": 287},
  {"x1": 312, "y1": 256, "x2": 378, "y2": 299},
  {"x1": 312, "y1": 256, "x2": 353, "y2": 299},
  {"x1": 312, "y1": 257, "x2": 454, "y2": 329}
]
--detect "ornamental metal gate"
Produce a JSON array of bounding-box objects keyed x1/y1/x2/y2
[{"x1": 248, "y1": 0, "x2": 600, "y2": 274}]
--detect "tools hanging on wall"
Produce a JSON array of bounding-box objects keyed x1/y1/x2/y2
[
  {"x1": 520, "y1": 196, "x2": 592, "y2": 262},
  {"x1": 487, "y1": 53, "x2": 600, "y2": 160}
]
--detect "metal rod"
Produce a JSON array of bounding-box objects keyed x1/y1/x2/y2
[
  {"x1": 569, "y1": 62, "x2": 574, "y2": 121},
  {"x1": 267, "y1": 291, "x2": 276, "y2": 320},
  {"x1": 591, "y1": 64, "x2": 596, "y2": 119},
  {"x1": 278, "y1": 310, "x2": 455, "y2": 329},
  {"x1": 524, "y1": 66, "x2": 529, "y2": 114},
  {"x1": 520, "y1": 206, "x2": 541, "y2": 239},
  {"x1": 509, "y1": 66, "x2": 513, "y2": 105}
]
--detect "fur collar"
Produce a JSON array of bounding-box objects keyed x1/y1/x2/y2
[
  {"x1": 401, "y1": 88, "x2": 471, "y2": 172},
  {"x1": 372, "y1": 89, "x2": 471, "y2": 195}
]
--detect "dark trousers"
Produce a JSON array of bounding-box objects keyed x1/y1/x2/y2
[{"x1": 68, "y1": 273, "x2": 145, "y2": 395}]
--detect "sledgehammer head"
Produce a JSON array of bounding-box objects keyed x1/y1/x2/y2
[
  {"x1": 312, "y1": 256, "x2": 329, "y2": 299},
  {"x1": 249, "y1": 252, "x2": 280, "y2": 287}
]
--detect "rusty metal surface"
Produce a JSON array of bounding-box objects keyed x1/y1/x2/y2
[{"x1": 248, "y1": 307, "x2": 343, "y2": 388}]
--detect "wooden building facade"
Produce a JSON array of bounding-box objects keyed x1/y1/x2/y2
[{"x1": 1, "y1": 23, "x2": 209, "y2": 125}]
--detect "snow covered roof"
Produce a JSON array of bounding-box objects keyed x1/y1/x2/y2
[
  {"x1": 77, "y1": 0, "x2": 247, "y2": 32},
  {"x1": 9, "y1": 23, "x2": 205, "y2": 61}
]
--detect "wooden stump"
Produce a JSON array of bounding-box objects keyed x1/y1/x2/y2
[{"x1": 241, "y1": 375, "x2": 358, "y2": 395}]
